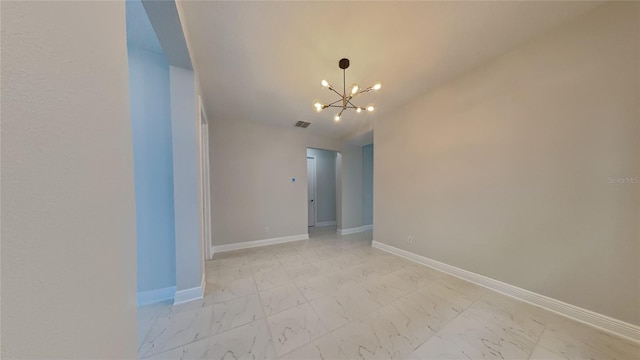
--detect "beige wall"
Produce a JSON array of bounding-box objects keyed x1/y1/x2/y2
[
  {"x1": 339, "y1": 131, "x2": 374, "y2": 230},
  {"x1": 375, "y1": 2, "x2": 639, "y2": 325},
  {"x1": 1, "y1": 1, "x2": 138, "y2": 357},
  {"x1": 209, "y1": 119, "x2": 339, "y2": 245},
  {"x1": 340, "y1": 143, "x2": 364, "y2": 230}
]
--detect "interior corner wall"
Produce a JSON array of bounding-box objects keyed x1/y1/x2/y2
[
  {"x1": 339, "y1": 143, "x2": 364, "y2": 230},
  {"x1": 375, "y1": 2, "x2": 640, "y2": 325},
  {"x1": 1, "y1": 1, "x2": 137, "y2": 357},
  {"x1": 307, "y1": 148, "x2": 337, "y2": 224},
  {"x1": 209, "y1": 120, "x2": 339, "y2": 246},
  {"x1": 127, "y1": 46, "x2": 176, "y2": 295},
  {"x1": 362, "y1": 144, "x2": 374, "y2": 226},
  {"x1": 170, "y1": 65, "x2": 203, "y2": 291},
  {"x1": 336, "y1": 152, "x2": 343, "y2": 230}
]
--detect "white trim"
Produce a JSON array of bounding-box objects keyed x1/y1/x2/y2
[
  {"x1": 212, "y1": 233, "x2": 309, "y2": 253},
  {"x1": 315, "y1": 221, "x2": 337, "y2": 227},
  {"x1": 137, "y1": 286, "x2": 175, "y2": 306},
  {"x1": 371, "y1": 240, "x2": 640, "y2": 344},
  {"x1": 173, "y1": 274, "x2": 205, "y2": 305},
  {"x1": 338, "y1": 224, "x2": 373, "y2": 235}
]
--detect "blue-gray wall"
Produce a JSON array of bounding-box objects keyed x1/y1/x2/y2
[
  {"x1": 127, "y1": 1, "x2": 176, "y2": 296},
  {"x1": 362, "y1": 144, "x2": 374, "y2": 226}
]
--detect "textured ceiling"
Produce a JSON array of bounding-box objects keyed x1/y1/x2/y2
[{"x1": 179, "y1": 1, "x2": 601, "y2": 138}]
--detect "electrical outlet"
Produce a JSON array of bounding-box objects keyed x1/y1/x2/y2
[
  {"x1": 264, "y1": 226, "x2": 269, "y2": 233},
  {"x1": 407, "y1": 236, "x2": 413, "y2": 244}
]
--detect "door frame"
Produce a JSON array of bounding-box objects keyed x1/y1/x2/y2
[
  {"x1": 307, "y1": 156, "x2": 317, "y2": 227},
  {"x1": 199, "y1": 96, "x2": 213, "y2": 260}
]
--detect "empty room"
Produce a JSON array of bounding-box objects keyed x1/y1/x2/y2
[{"x1": 2, "y1": 1, "x2": 639, "y2": 359}]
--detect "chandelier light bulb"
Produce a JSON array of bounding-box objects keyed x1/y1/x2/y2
[
  {"x1": 367, "y1": 104, "x2": 375, "y2": 112},
  {"x1": 356, "y1": 107, "x2": 362, "y2": 113},
  {"x1": 372, "y1": 83, "x2": 382, "y2": 91},
  {"x1": 321, "y1": 80, "x2": 329, "y2": 88},
  {"x1": 350, "y1": 84, "x2": 359, "y2": 95},
  {"x1": 312, "y1": 99, "x2": 324, "y2": 112},
  {"x1": 334, "y1": 114, "x2": 341, "y2": 122}
]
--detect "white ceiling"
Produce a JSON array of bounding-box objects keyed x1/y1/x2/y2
[{"x1": 179, "y1": 1, "x2": 601, "y2": 139}]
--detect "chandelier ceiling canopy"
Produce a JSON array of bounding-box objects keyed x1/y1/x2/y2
[{"x1": 313, "y1": 58, "x2": 381, "y2": 122}]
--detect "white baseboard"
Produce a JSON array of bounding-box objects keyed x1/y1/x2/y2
[
  {"x1": 173, "y1": 275, "x2": 205, "y2": 305},
  {"x1": 212, "y1": 233, "x2": 309, "y2": 253},
  {"x1": 137, "y1": 286, "x2": 175, "y2": 306},
  {"x1": 339, "y1": 224, "x2": 373, "y2": 235},
  {"x1": 372, "y1": 240, "x2": 640, "y2": 344},
  {"x1": 315, "y1": 221, "x2": 337, "y2": 227}
]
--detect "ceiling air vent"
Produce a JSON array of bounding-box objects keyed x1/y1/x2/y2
[{"x1": 294, "y1": 121, "x2": 311, "y2": 128}]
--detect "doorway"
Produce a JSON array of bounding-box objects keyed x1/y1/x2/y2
[
  {"x1": 307, "y1": 156, "x2": 316, "y2": 227},
  {"x1": 306, "y1": 148, "x2": 338, "y2": 232},
  {"x1": 362, "y1": 144, "x2": 374, "y2": 228}
]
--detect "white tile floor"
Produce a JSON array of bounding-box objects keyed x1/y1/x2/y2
[{"x1": 138, "y1": 227, "x2": 639, "y2": 359}]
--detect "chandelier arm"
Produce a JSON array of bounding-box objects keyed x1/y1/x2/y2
[
  {"x1": 327, "y1": 105, "x2": 347, "y2": 108},
  {"x1": 328, "y1": 87, "x2": 343, "y2": 98},
  {"x1": 327, "y1": 99, "x2": 343, "y2": 106},
  {"x1": 346, "y1": 99, "x2": 360, "y2": 108}
]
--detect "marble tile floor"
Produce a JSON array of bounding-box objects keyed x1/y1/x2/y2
[{"x1": 138, "y1": 227, "x2": 639, "y2": 360}]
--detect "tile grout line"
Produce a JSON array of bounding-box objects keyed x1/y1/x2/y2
[
  {"x1": 143, "y1": 237, "x2": 639, "y2": 359},
  {"x1": 279, "y1": 248, "x2": 326, "y2": 359},
  {"x1": 279, "y1": 233, "x2": 370, "y2": 358},
  {"x1": 142, "y1": 260, "x2": 266, "y2": 358},
  {"x1": 136, "y1": 304, "x2": 163, "y2": 353},
  {"x1": 251, "y1": 255, "x2": 281, "y2": 358},
  {"x1": 285, "y1": 239, "x2": 407, "y2": 358},
  {"x1": 175, "y1": 272, "x2": 227, "y2": 354},
  {"x1": 526, "y1": 317, "x2": 549, "y2": 360},
  {"x1": 232, "y1": 242, "x2": 412, "y2": 358},
  {"x1": 408, "y1": 293, "x2": 486, "y2": 357},
  {"x1": 278, "y1": 240, "x2": 336, "y2": 358},
  {"x1": 385, "y1": 266, "x2": 488, "y2": 356},
  {"x1": 140, "y1": 244, "x2": 322, "y2": 359}
]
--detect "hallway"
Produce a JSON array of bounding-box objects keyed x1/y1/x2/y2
[{"x1": 137, "y1": 230, "x2": 638, "y2": 359}]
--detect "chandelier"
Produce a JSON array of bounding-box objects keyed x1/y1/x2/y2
[{"x1": 312, "y1": 58, "x2": 381, "y2": 122}]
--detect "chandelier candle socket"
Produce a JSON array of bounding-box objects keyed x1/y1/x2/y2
[{"x1": 313, "y1": 58, "x2": 381, "y2": 122}]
